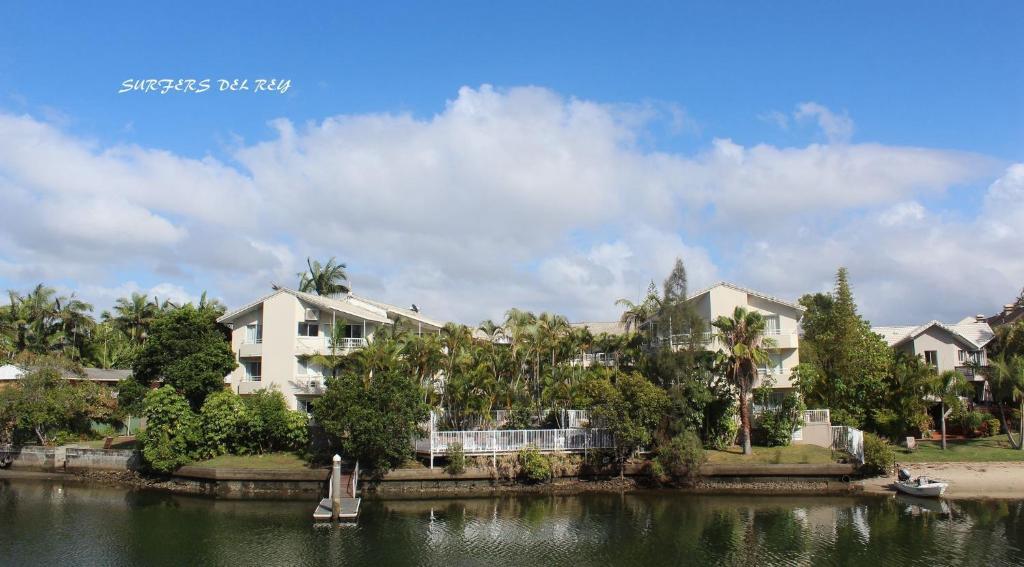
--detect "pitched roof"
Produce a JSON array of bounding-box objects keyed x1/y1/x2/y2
[
  {"x1": 346, "y1": 293, "x2": 445, "y2": 330},
  {"x1": 217, "y1": 288, "x2": 391, "y2": 325},
  {"x1": 872, "y1": 320, "x2": 995, "y2": 350},
  {"x1": 0, "y1": 364, "x2": 131, "y2": 382},
  {"x1": 571, "y1": 321, "x2": 627, "y2": 336},
  {"x1": 687, "y1": 281, "x2": 806, "y2": 312}
]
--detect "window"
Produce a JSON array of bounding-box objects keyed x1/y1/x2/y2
[
  {"x1": 924, "y1": 351, "x2": 939, "y2": 367},
  {"x1": 244, "y1": 360, "x2": 261, "y2": 382},
  {"x1": 344, "y1": 324, "x2": 364, "y2": 339},
  {"x1": 296, "y1": 358, "x2": 322, "y2": 377},
  {"x1": 763, "y1": 315, "x2": 781, "y2": 335},
  {"x1": 760, "y1": 353, "x2": 784, "y2": 375},
  {"x1": 958, "y1": 349, "x2": 984, "y2": 365},
  {"x1": 297, "y1": 322, "x2": 319, "y2": 337},
  {"x1": 245, "y1": 323, "x2": 262, "y2": 344},
  {"x1": 296, "y1": 398, "x2": 315, "y2": 417}
]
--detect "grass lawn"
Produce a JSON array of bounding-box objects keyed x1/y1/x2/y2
[
  {"x1": 897, "y1": 437, "x2": 1024, "y2": 463},
  {"x1": 193, "y1": 452, "x2": 317, "y2": 470},
  {"x1": 706, "y1": 444, "x2": 837, "y2": 465}
]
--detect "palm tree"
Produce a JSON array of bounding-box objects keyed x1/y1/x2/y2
[
  {"x1": 55, "y1": 293, "x2": 94, "y2": 361},
  {"x1": 105, "y1": 293, "x2": 158, "y2": 344},
  {"x1": 298, "y1": 257, "x2": 350, "y2": 296},
  {"x1": 930, "y1": 370, "x2": 972, "y2": 450},
  {"x1": 712, "y1": 306, "x2": 775, "y2": 455},
  {"x1": 985, "y1": 353, "x2": 1024, "y2": 450},
  {"x1": 616, "y1": 281, "x2": 662, "y2": 335}
]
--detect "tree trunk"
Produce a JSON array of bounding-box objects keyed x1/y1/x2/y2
[
  {"x1": 940, "y1": 401, "x2": 947, "y2": 450},
  {"x1": 739, "y1": 389, "x2": 752, "y2": 456},
  {"x1": 1019, "y1": 399, "x2": 1024, "y2": 451},
  {"x1": 997, "y1": 402, "x2": 1023, "y2": 450}
]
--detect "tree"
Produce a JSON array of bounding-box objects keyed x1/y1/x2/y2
[
  {"x1": 132, "y1": 305, "x2": 237, "y2": 409},
  {"x1": 138, "y1": 386, "x2": 201, "y2": 473},
  {"x1": 106, "y1": 293, "x2": 159, "y2": 344},
  {"x1": 1, "y1": 362, "x2": 113, "y2": 446},
  {"x1": 873, "y1": 352, "x2": 936, "y2": 440},
  {"x1": 712, "y1": 306, "x2": 774, "y2": 455},
  {"x1": 985, "y1": 353, "x2": 1024, "y2": 450},
  {"x1": 795, "y1": 268, "x2": 892, "y2": 428},
  {"x1": 616, "y1": 281, "x2": 661, "y2": 335},
  {"x1": 580, "y1": 372, "x2": 670, "y2": 476},
  {"x1": 931, "y1": 370, "x2": 972, "y2": 450},
  {"x1": 314, "y1": 366, "x2": 428, "y2": 472},
  {"x1": 84, "y1": 323, "x2": 139, "y2": 369},
  {"x1": 298, "y1": 257, "x2": 350, "y2": 296}
]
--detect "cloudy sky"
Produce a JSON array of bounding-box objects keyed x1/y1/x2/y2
[{"x1": 0, "y1": 3, "x2": 1021, "y2": 326}]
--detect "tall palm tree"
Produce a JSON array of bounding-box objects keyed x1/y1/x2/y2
[
  {"x1": 298, "y1": 257, "x2": 350, "y2": 296},
  {"x1": 985, "y1": 353, "x2": 1024, "y2": 450},
  {"x1": 55, "y1": 293, "x2": 94, "y2": 361},
  {"x1": 107, "y1": 293, "x2": 158, "y2": 344},
  {"x1": 928, "y1": 370, "x2": 972, "y2": 450},
  {"x1": 712, "y1": 306, "x2": 775, "y2": 455}
]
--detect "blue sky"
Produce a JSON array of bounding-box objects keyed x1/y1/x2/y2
[{"x1": 0, "y1": 2, "x2": 1022, "y2": 324}]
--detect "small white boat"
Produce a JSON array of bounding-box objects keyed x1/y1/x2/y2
[{"x1": 894, "y1": 470, "x2": 948, "y2": 497}]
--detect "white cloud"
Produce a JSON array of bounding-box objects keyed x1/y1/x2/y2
[
  {"x1": 0, "y1": 87, "x2": 1014, "y2": 324},
  {"x1": 794, "y1": 101, "x2": 855, "y2": 143}
]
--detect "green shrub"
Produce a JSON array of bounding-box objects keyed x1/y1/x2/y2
[
  {"x1": 139, "y1": 386, "x2": 201, "y2": 473},
  {"x1": 648, "y1": 459, "x2": 666, "y2": 479},
  {"x1": 962, "y1": 410, "x2": 985, "y2": 434},
  {"x1": 518, "y1": 446, "x2": 551, "y2": 483},
  {"x1": 861, "y1": 432, "x2": 895, "y2": 476},
  {"x1": 239, "y1": 390, "x2": 308, "y2": 454},
  {"x1": 657, "y1": 431, "x2": 706, "y2": 477},
  {"x1": 753, "y1": 387, "x2": 805, "y2": 447},
  {"x1": 503, "y1": 406, "x2": 533, "y2": 430},
  {"x1": 199, "y1": 390, "x2": 248, "y2": 457},
  {"x1": 445, "y1": 442, "x2": 466, "y2": 475},
  {"x1": 985, "y1": 418, "x2": 1002, "y2": 437}
]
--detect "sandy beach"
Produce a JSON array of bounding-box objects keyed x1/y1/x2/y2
[{"x1": 863, "y1": 462, "x2": 1024, "y2": 499}]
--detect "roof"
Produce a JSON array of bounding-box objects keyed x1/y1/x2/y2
[
  {"x1": 347, "y1": 293, "x2": 445, "y2": 330},
  {"x1": 872, "y1": 320, "x2": 995, "y2": 350},
  {"x1": 0, "y1": 364, "x2": 131, "y2": 382},
  {"x1": 217, "y1": 287, "x2": 444, "y2": 329},
  {"x1": 687, "y1": 281, "x2": 806, "y2": 312},
  {"x1": 987, "y1": 302, "x2": 1024, "y2": 329},
  {"x1": 217, "y1": 288, "x2": 390, "y2": 325},
  {"x1": 571, "y1": 321, "x2": 627, "y2": 336}
]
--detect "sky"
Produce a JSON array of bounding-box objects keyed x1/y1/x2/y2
[{"x1": 0, "y1": 1, "x2": 1021, "y2": 326}]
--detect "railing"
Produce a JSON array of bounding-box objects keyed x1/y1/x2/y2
[
  {"x1": 297, "y1": 336, "x2": 367, "y2": 352},
  {"x1": 570, "y1": 353, "x2": 617, "y2": 367},
  {"x1": 446, "y1": 409, "x2": 591, "y2": 430},
  {"x1": 832, "y1": 425, "x2": 865, "y2": 464},
  {"x1": 416, "y1": 428, "x2": 614, "y2": 455},
  {"x1": 804, "y1": 409, "x2": 830, "y2": 424}
]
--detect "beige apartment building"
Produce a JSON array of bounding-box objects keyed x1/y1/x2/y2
[
  {"x1": 872, "y1": 317, "x2": 995, "y2": 401},
  {"x1": 217, "y1": 287, "x2": 443, "y2": 412}
]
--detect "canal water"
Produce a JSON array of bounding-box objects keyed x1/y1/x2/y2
[{"x1": 2, "y1": 480, "x2": 1022, "y2": 566}]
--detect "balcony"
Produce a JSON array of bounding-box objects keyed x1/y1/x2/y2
[
  {"x1": 291, "y1": 376, "x2": 326, "y2": 395},
  {"x1": 239, "y1": 340, "x2": 262, "y2": 357},
  {"x1": 238, "y1": 380, "x2": 266, "y2": 395},
  {"x1": 295, "y1": 336, "x2": 367, "y2": 355},
  {"x1": 764, "y1": 329, "x2": 798, "y2": 349}
]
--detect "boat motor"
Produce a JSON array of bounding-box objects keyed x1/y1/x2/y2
[{"x1": 898, "y1": 468, "x2": 911, "y2": 482}]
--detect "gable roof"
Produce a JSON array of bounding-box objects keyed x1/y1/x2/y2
[
  {"x1": 872, "y1": 320, "x2": 995, "y2": 350},
  {"x1": 687, "y1": 281, "x2": 806, "y2": 312},
  {"x1": 571, "y1": 321, "x2": 627, "y2": 336},
  {"x1": 217, "y1": 287, "x2": 444, "y2": 329}
]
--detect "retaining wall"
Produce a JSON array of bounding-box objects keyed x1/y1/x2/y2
[{"x1": 2, "y1": 445, "x2": 141, "y2": 472}]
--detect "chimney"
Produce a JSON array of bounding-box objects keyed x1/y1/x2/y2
[
  {"x1": 976, "y1": 314, "x2": 986, "y2": 322},
  {"x1": 1005, "y1": 304, "x2": 1016, "y2": 315}
]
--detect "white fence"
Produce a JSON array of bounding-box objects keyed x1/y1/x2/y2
[
  {"x1": 804, "y1": 409, "x2": 831, "y2": 424},
  {"x1": 832, "y1": 425, "x2": 865, "y2": 464},
  {"x1": 415, "y1": 428, "x2": 614, "y2": 458},
  {"x1": 440, "y1": 409, "x2": 591, "y2": 430}
]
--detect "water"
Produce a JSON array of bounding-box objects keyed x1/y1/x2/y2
[{"x1": 2, "y1": 480, "x2": 1022, "y2": 566}]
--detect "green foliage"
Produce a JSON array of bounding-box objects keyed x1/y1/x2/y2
[
  {"x1": 132, "y1": 305, "x2": 237, "y2": 409},
  {"x1": 84, "y1": 323, "x2": 139, "y2": 369},
  {"x1": 518, "y1": 446, "x2": 551, "y2": 482},
  {"x1": 581, "y1": 372, "x2": 670, "y2": 467},
  {"x1": 115, "y1": 377, "x2": 148, "y2": 417},
  {"x1": 711, "y1": 305, "x2": 774, "y2": 455},
  {"x1": 872, "y1": 352, "x2": 936, "y2": 439},
  {"x1": 139, "y1": 386, "x2": 201, "y2": 473},
  {"x1": 657, "y1": 431, "x2": 706, "y2": 477},
  {"x1": 985, "y1": 418, "x2": 1002, "y2": 437},
  {"x1": 199, "y1": 390, "x2": 248, "y2": 457},
  {"x1": 445, "y1": 442, "x2": 466, "y2": 475},
  {"x1": 753, "y1": 379, "x2": 806, "y2": 447},
  {"x1": 238, "y1": 390, "x2": 308, "y2": 454},
  {"x1": 862, "y1": 432, "x2": 895, "y2": 476},
  {"x1": 314, "y1": 364, "x2": 428, "y2": 473},
  {"x1": 0, "y1": 362, "x2": 114, "y2": 446},
  {"x1": 795, "y1": 268, "x2": 893, "y2": 430}
]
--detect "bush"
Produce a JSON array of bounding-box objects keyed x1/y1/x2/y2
[
  {"x1": 139, "y1": 386, "x2": 201, "y2": 473},
  {"x1": 199, "y1": 390, "x2": 248, "y2": 457},
  {"x1": 547, "y1": 452, "x2": 582, "y2": 477},
  {"x1": 445, "y1": 442, "x2": 466, "y2": 475},
  {"x1": 239, "y1": 390, "x2": 308, "y2": 454},
  {"x1": 985, "y1": 418, "x2": 1002, "y2": 437},
  {"x1": 962, "y1": 410, "x2": 985, "y2": 434},
  {"x1": 518, "y1": 446, "x2": 551, "y2": 483},
  {"x1": 862, "y1": 432, "x2": 895, "y2": 476},
  {"x1": 503, "y1": 406, "x2": 533, "y2": 430},
  {"x1": 753, "y1": 386, "x2": 805, "y2": 447},
  {"x1": 657, "y1": 431, "x2": 706, "y2": 477}
]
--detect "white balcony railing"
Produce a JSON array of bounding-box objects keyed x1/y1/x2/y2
[
  {"x1": 415, "y1": 428, "x2": 614, "y2": 456},
  {"x1": 296, "y1": 336, "x2": 367, "y2": 353}
]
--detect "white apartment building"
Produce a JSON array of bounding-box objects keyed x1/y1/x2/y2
[
  {"x1": 647, "y1": 282, "x2": 805, "y2": 392},
  {"x1": 217, "y1": 287, "x2": 444, "y2": 411}
]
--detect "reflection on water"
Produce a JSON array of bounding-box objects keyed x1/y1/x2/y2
[{"x1": 1, "y1": 480, "x2": 1022, "y2": 566}]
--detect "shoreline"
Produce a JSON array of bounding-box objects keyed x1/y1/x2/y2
[{"x1": 862, "y1": 461, "x2": 1024, "y2": 500}]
